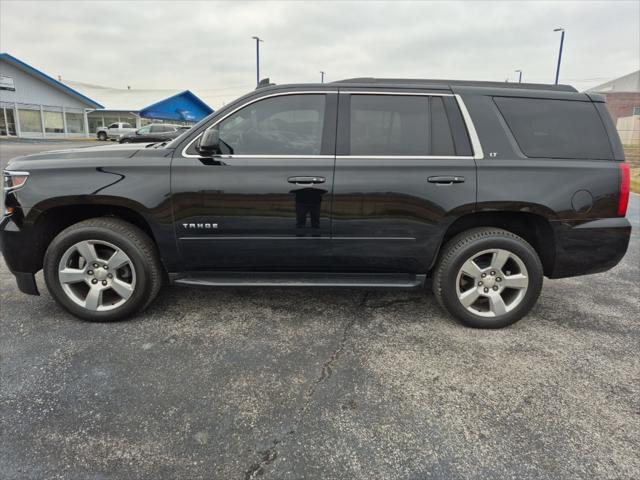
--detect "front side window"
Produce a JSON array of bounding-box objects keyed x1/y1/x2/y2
[
  {"x1": 137, "y1": 126, "x2": 151, "y2": 134},
  {"x1": 216, "y1": 94, "x2": 326, "y2": 155},
  {"x1": 494, "y1": 97, "x2": 613, "y2": 160},
  {"x1": 349, "y1": 95, "x2": 456, "y2": 156}
]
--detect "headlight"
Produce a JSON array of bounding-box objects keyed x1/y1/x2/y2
[{"x1": 3, "y1": 170, "x2": 29, "y2": 192}]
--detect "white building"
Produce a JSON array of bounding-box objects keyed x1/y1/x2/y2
[
  {"x1": 0, "y1": 53, "x2": 103, "y2": 138},
  {"x1": 1, "y1": 53, "x2": 214, "y2": 139}
]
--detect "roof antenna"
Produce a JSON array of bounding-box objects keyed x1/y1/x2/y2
[{"x1": 256, "y1": 78, "x2": 273, "y2": 89}]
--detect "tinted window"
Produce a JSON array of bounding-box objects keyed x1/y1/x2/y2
[
  {"x1": 217, "y1": 94, "x2": 326, "y2": 155},
  {"x1": 349, "y1": 95, "x2": 457, "y2": 156},
  {"x1": 431, "y1": 96, "x2": 455, "y2": 156},
  {"x1": 494, "y1": 97, "x2": 613, "y2": 160},
  {"x1": 350, "y1": 95, "x2": 429, "y2": 156}
]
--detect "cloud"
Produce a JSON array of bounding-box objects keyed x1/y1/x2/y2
[{"x1": 1, "y1": 0, "x2": 638, "y2": 107}]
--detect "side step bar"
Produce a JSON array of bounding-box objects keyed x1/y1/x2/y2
[{"x1": 172, "y1": 272, "x2": 426, "y2": 289}]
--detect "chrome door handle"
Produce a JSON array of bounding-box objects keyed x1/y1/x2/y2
[
  {"x1": 287, "y1": 176, "x2": 326, "y2": 185},
  {"x1": 427, "y1": 175, "x2": 465, "y2": 185}
]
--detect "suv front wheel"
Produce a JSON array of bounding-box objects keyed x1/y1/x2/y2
[
  {"x1": 43, "y1": 218, "x2": 163, "y2": 322},
  {"x1": 433, "y1": 227, "x2": 543, "y2": 328}
]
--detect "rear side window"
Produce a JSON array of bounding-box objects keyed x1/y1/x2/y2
[
  {"x1": 431, "y1": 96, "x2": 455, "y2": 156},
  {"x1": 349, "y1": 95, "x2": 457, "y2": 156},
  {"x1": 494, "y1": 97, "x2": 613, "y2": 160}
]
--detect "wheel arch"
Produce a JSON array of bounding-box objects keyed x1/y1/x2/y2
[
  {"x1": 435, "y1": 211, "x2": 556, "y2": 277},
  {"x1": 26, "y1": 202, "x2": 167, "y2": 274}
]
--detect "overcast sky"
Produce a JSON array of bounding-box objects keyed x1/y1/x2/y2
[{"x1": 1, "y1": 0, "x2": 639, "y2": 107}]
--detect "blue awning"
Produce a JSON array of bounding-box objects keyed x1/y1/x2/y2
[{"x1": 138, "y1": 90, "x2": 213, "y2": 122}]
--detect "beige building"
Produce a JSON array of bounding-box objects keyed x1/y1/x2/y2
[{"x1": 587, "y1": 71, "x2": 640, "y2": 146}]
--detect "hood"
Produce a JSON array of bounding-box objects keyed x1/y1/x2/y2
[{"x1": 5, "y1": 142, "x2": 170, "y2": 170}]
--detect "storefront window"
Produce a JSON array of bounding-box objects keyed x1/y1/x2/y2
[
  {"x1": 120, "y1": 115, "x2": 138, "y2": 127},
  {"x1": 66, "y1": 112, "x2": 85, "y2": 133},
  {"x1": 88, "y1": 113, "x2": 104, "y2": 133},
  {"x1": 5, "y1": 108, "x2": 16, "y2": 135},
  {"x1": 43, "y1": 111, "x2": 64, "y2": 133},
  {"x1": 102, "y1": 116, "x2": 120, "y2": 127},
  {"x1": 18, "y1": 109, "x2": 42, "y2": 133}
]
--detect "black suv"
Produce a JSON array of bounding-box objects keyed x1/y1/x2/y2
[{"x1": 1, "y1": 78, "x2": 632, "y2": 328}]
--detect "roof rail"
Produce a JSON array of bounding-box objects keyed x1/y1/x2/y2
[{"x1": 333, "y1": 77, "x2": 577, "y2": 92}]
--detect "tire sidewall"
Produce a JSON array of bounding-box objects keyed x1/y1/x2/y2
[
  {"x1": 439, "y1": 234, "x2": 543, "y2": 328},
  {"x1": 44, "y1": 225, "x2": 153, "y2": 322}
]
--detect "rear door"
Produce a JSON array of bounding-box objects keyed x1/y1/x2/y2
[
  {"x1": 331, "y1": 90, "x2": 480, "y2": 272},
  {"x1": 171, "y1": 90, "x2": 338, "y2": 271}
]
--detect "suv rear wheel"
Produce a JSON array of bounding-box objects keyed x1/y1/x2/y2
[
  {"x1": 97, "y1": 131, "x2": 107, "y2": 141},
  {"x1": 43, "y1": 218, "x2": 162, "y2": 322},
  {"x1": 433, "y1": 227, "x2": 543, "y2": 328}
]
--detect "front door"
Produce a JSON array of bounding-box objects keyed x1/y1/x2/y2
[
  {"x1": 331, "y1": 91, "x2": 478, "y2": 273},
  {"x1": 171, "y1": 91, "x2": 338, "y2": 271}
]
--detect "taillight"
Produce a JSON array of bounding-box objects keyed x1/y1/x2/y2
[{"x1": 618, "y1": 163, "x2": 630, "y2": 217}]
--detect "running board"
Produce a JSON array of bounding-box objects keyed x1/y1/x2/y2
[{"x1": 173, "y1": 272, "x2": 426, "y2": 289}]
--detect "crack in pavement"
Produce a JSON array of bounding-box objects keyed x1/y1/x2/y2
[
  {"x1": 365, "y1": 296, "x2": 423, "y2": 310},
  {"x1": 243, "y1": 291, "x2": 371, "y2": 480}
]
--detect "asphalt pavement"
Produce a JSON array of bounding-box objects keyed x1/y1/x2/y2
[{"x1": 1, "y1": 140, "x2": 639, "y2": 480}]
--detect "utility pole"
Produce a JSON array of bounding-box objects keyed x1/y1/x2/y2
[
  {"x1": 251, "y1": 36, "x2": 263, "y2": 86},
  {"x1": 320, "y1": 71, "x2": 325, "y2": 83},
  {"x1": 554, "y1": 28, "x2": 565, "y2": 85},
  {"x1": 515, "y1": 69, "x2": 523, "y2": 83}
]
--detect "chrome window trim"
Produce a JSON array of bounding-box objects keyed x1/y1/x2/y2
[
  {"x1": 454, "y1": 94, "x2": 484, "y2": 160},
  {"x1": 181, "y1": 90, "x2": 333, "y2": 159},
  {"x1": 180, "y1": 90, "x2": 484, "y2": 160},
  {"x1": 336, "y1": 155, "x2": 475, "y2": 160},
  {"x1": 200, "y1": 154, "x2": 333, "y2": 159},
  {"x1": 340, "y1": 91, "x2": 454, "y2": 97}
]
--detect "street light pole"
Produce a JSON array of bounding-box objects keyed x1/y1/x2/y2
[
  {"x1": 554, "y1": 28, "x2": 565, "y2": 85},
  {"x1": 515, "y1": 69, "x2": 523, "y2": 83},
  {"x1": 251, "y1": 36, "x2": 263, "y2": 86},
  {"x1": 320, "y1": 71, "x2": 325, "y2": 83}
]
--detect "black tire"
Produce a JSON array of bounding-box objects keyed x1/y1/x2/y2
[
  {"x1": 43, "y1": 218, "x2": 163, "y2": 322},
  {"x1": 119, "y1": 138, "x2": 129, "y2": 144},
  {"x1": 97, "y1": 132, "x2": 107, "y2": 141},
  {"x1": 433, "y1": 227, "x2": 543, "y2": 329}
]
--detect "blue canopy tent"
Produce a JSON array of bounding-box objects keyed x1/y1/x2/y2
[{"x1": 138, "y1": 90, "x2": 213, "y2": 122}]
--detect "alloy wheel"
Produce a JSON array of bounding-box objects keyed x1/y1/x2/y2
[
  {"x1": 57, "y1": 240, "x2": 136, "y2": 311},
  {"x1": 455, "y1": 248, "x2": 529, "y2": 317}
]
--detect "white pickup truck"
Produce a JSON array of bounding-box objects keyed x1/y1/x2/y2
[{"x1": 96, "y1": 122, "x2": 137, "y2": 141}]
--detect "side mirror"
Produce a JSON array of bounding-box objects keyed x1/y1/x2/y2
[{"x1": 197, "y1": 129, "x2": 220, "y2": 155}]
